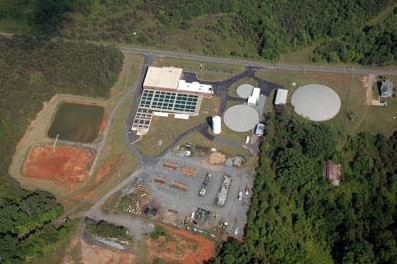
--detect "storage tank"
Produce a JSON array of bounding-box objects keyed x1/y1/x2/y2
[{"x1": 212, "y1": 115, "x2": 222, "y2": 134}]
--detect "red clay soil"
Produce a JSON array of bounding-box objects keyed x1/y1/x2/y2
[
  {"x1": 24, "y1": 145, "x2": 94, "y2": 182},
  {"x1": 95, "y1": 155, "x2": 125, "y2": 184},
  {"x1": 60, "y1": 156, "x2": 124, "y2": 205},
  {"x1": 146, "y1": 224, "x2": 215, "y2": 264}
]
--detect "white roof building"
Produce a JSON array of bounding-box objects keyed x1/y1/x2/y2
[
  {"x1": 380, "y1": 79, "x2": 394, "y2": 98},
  {"x1": 178, "y1": 80, "x2": 213, "y2": 95},
  {"x1": 143, "y1": 66, "x2": 183, "y2": 90},
  {"x1": 275, "y1": 89, "x2": 288, "y2": 105},
  {"x1": 247, "y1": 87, "x2": 261, "y2": 105}
]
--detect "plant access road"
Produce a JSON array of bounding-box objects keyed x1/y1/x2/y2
[{"x1": 120, "y1": 46, "x2": 397, "y2": 76}]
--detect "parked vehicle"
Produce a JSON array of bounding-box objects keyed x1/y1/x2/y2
[{"x1": 255, "y1": 123, "x2": 265, "y2": 137}]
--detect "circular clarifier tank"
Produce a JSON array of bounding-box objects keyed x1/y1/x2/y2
[{"x1": 291, "y1": 84, "x2": 341, "y2": 122}]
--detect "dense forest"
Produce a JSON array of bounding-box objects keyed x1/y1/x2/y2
[
  {"x1": 0, "y1": 36, "x2": 123, "y2": 263},
  {"x1": 312, "y1": 7, "x2": 397, "y2": 65},
  {"x1": 0, "y1": 0, "x2": 395, "y2": 64},
  {"x1": 211, "y1": 113, "x2": 397, "y2": 263}
]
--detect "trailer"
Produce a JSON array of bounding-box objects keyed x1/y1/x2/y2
[
  {"x1": 181, "y1": 166, "x2": 196, "y2": 176},
  {"x1": 199, "y1": 173, "x2": 212, "y2": 196},
  {"x1": 163, "y1": 162, "x2": 178, "y2": 170},
  {"x1": 216, "y1": 175, "x2": 232, "y2": 207}
]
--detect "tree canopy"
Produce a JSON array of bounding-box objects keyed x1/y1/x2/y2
[
  {"x1": 0, "y1": 0, "x2": 395, "y2": 64},
  {"x1": 211, "y1": 113, "x2": 397, "y2": 263},
  {"x1": 0, "y1": 36, "x2": 123, "y2": 263}
]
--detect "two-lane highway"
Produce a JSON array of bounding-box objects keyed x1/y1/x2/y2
[{"x1": 119, "y1": 46, "x2": 397, "y2": 76}]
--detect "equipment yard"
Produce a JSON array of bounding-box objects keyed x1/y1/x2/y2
[{"x1": 105, "y1": 150, "x2": 254, "y2": 240}]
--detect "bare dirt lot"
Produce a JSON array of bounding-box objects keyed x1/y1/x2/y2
[
  {"x1": 63, "y1": 236, "x2": 136, "y2": 264},
  {"x1": 24, "y1": 145, "x2": 94, "y2": 182},
  {"x1": 146, "y1": 224, "x2": 215, "y2": 264}
]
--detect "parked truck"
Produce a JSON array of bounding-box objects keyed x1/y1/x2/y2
[{"x1": 199, "y1": 173, "x2": 212, "y2": 196}]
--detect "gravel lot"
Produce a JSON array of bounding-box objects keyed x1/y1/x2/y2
[{"x1": 139, "y1": 152, "x2": 254, "y2": 239}]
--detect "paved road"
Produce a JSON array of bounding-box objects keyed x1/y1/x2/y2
[{"x1": 120, "y1": 46, "x2": 397, "y2": 76}]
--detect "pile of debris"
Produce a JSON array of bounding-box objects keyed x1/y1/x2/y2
[
  {"x1": 176, "y1": 143, "x2": 193, "y2": 157},
  {"x1": 226, "y1": 156, "x2": 245, "y2": 167},
  {"x1": 208, "y1": 152, "x2": 226, "y2": 165},
  {"x1": 120, "y1": 182, "x2": 151, "y2": 215}
]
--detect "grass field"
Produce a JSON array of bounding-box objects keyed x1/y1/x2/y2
[
  {"x1": 358, "y1": 76, "x2": 397, "y2": 136},
  {"x1": 153, "y1": 57, "x2": 244, "y2": 82},
  {"x1": 179, "y1": 132, "x2": 251, "y2": 158}
]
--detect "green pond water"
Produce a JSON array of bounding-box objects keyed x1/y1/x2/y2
[{"x1": 48, "y1": 103, "x2": 104, "y2": 142}]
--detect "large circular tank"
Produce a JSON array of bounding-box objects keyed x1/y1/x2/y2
[
  {"x1": 223, "y1": 105, "x2": 259, "y2": 132},
  {"x1": 291, "y1": 84, "x2": 341, "y2": 121}
]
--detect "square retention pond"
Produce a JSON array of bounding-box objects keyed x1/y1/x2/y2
[{"x1": 48, "y1": 103, "x2": 104, "y2": 142}]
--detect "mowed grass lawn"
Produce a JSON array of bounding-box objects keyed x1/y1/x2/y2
[
  {"x1": 359, "y1": 75, "x2": 397, "y2": 136},
  {"x1": 180, "y1": 132, "x2": 251, "y2": 157},
  {"x1": 135, "y1": 96, "x2": 221, "y2": 156},
  {"x1": 153, "y1": 57, "x2": 244, "y2": 81}
]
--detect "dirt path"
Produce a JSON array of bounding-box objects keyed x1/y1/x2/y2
[
  {"x1": 365, "y1": 74, "x2": 376, "y2": 106},
  {"x1": 88, "y1": 89, "x2": 133, "y2": 176}
]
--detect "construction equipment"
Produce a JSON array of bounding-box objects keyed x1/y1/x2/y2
[
  {"x1": 216, "y1": 175, "x2": 232, "y2": 207},
  {"x1": 232, "y1": 156, "x2": 245, "y2": 167},
  {"x1": 199, "y1": 173, "x2": 212, "y2": 196},
  {"x1": 193, "y1": 208, "x2": 212, "y2": 223},
  {"x1": 163, "y1": 162, "x2": 178, "y2": 170}
]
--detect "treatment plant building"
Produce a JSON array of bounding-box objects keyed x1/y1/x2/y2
[{"x1": 131, "y1": 66, "x2": 213, "y2": 135}]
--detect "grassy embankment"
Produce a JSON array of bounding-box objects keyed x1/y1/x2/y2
[{"x1": 153, "y1": 57, "x2": 244, "y2": 82}]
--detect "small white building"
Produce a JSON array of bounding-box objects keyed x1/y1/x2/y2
[
  {"x1": 275, "y1": 89, "x2": 288, "y2": 105},
  {"x1": 380, "y1": 79, "x2": 393, "y2": 98},
  {"x1": 247, "y1": 87, "x2": 261, "y2": 105},
  {"x1": 178, "y1": 80, "x2": 213, "y2": 96},
  {"x1": 212, "y1": 116, "x2": 222, "y2": 134}
]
